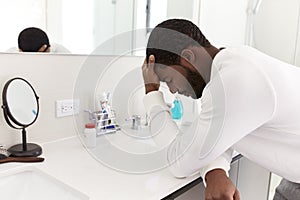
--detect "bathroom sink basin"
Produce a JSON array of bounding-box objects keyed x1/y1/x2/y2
[{"x1": 0, "y1": 167, "x2": 89, "y2": 200}]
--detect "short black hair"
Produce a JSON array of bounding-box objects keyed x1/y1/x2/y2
[
  {"x1": 146, "y1": 19, "x2": 211, "y2": 66},
  {"x1": 18, "y1": 27, "x2": 50, "y2": 52}
]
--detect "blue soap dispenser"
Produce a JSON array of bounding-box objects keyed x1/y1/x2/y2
[{"x1": 171, "y1": 95, "x2": 183, "y2": 120}]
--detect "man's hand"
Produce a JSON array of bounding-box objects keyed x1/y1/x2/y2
[
  {"x1": 205, "y1": 169, "x2": 240, "y2": 200},
  {"x1": 38, "y1": 44, "x2": 49, "y2": 52},
  {"x1": 142, "y1": 55, "x2": 160, "y2": 94}
]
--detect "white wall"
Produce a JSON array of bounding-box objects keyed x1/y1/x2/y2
[
  {"x1": 0, "y1": 53, "x2": 82, "y2": 146},
  {"x1": 253, "y1": 0, "x2": 300, "y2": 65},
  {"x1": 295, "y1": 2, "x2": 300, "y2": 67},
  {"x1": 199, "y1": 0, "x2": 248, "y2": 47},
  {"x1": 0, "y1": 53, "x2": 144, "y2": 148},
  {"x1": 91, "y1": 0, "x2": 136, "y2": 55},
  {"x1": 93, "y1": 0, "x2": 115, "y2": 54},
  {"x1": 46, "y1": 0, "x2": 63, "y2": 45},
  {"x1": 167, "y1": 0, "x2": 195, "y2": 21},
  {"x1": 0, "y1": 0, "x2": 46, "y2": 52},
  {"x1": 47, "y1": 0, "x2": 95, "y2": 54},
  {"x1": 47, "y1": 0, "x2": 135, "y2": 55}
]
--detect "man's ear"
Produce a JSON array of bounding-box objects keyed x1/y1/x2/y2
[
  {"x1": 181, "y1": 49, "x2": 195, "y2": 62},
  {"x1": 180, "y1": 49, "x2": 197, "y2": 72}
]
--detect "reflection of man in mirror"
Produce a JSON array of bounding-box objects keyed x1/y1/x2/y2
[
  {"x1": 18, "y1": 27, "x2": 51, "y2": 52},
  {"x1": 142, "y1": 19, "x2": 300, "y2": 200},
  {"x1": 6, "y1": 27, "x2": 70, "y2": 53}
]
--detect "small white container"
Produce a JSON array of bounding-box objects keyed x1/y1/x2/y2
[{"x1": 83, "y1": 123, "x2": 96, "y2": 148}]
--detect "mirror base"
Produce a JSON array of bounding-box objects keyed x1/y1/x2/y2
[{"x1": 8, "y1": 143, "x2": 42, "y2": 157}]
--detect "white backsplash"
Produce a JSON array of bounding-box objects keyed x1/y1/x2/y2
[{"x1": 0, "y1": 53, "x2": 144, "y2": 147}]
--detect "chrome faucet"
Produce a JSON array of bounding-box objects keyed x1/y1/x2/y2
[{"x1": 126, "y1": 115, "x2": 141, "y2": 130}]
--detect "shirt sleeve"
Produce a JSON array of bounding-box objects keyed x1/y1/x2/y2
[
  {"x1": 143, "y1": 91, "x2": 179, "y2": 148},
  {"x1": 200, "y1": 149, "x2": 233, "y2": 186},
  {"x1": 143, "y1": 64, "x2": 276, "y2": 179}
]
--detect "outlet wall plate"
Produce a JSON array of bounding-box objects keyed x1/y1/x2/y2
[{"x1": 56, "y1": 99, "x2": 80, "y2": 117}]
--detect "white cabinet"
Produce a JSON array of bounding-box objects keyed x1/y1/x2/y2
[
  {"x1": 174, "y1": 157, "x2": 271, "y2": 200},
  {"x1": 235, "y1": 158, "x2": 270, "y2": 200}
]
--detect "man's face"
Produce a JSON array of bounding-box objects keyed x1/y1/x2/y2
[{"x1": 155, "y1": 63, "x2": 206, "y2": 99}]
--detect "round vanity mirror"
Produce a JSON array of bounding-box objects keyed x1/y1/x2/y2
[{"x1": 1, "y1": 77, "x2": 42, "y2": 157}]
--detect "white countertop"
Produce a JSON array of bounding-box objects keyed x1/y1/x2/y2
[{"x1": 0, "y1": 135, "x2": 201, "y2": 200}]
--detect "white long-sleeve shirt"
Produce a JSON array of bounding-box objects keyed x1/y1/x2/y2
[{"x1": 143, "y1": 46, "x2": 300, "y2": 183}]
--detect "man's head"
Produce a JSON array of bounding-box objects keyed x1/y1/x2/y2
[
  {"x1": 18, "y1": 27, "x2": 50, "y2": 52},
  {"x1": 146, "y1": 19, "x2": 214, "y2": 99},
  {"x1": 146, "y1": 19, "x2": 211, "y2": 66}
]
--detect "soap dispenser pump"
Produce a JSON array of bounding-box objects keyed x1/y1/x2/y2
[{"x1": 171, "y1": 95, "x2": 183, "y2": 120}]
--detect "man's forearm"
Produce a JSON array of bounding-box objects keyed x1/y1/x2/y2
[{"x1": 205, "y1": 168, "x2": 227, "y2": 183}]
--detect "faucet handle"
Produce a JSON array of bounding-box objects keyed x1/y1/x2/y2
[
  {"x1": 125, "y1": 115, "x2": 141, "y2": 130},
  {"x1": 84, "y1": 109, "x2": 96, "y2": 121}
]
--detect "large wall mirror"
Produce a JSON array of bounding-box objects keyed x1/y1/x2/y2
[
  {"x1": 0, "y1": 0, "x2": 199, "y2": 55},
  {"x1": 1, "y1": 0, "x2": 299, "y2": 58}
]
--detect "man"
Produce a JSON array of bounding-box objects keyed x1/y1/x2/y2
[
  {"x1": 142, "y1": 19, "x2": 300, "y2": 200},
  {"x1": 5, "y1": 27, "x2": 70, "y2": 53}
]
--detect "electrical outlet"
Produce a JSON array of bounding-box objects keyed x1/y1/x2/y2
[{"x1": 56, "y1": 99, "x2": 80, "y2": 117}]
